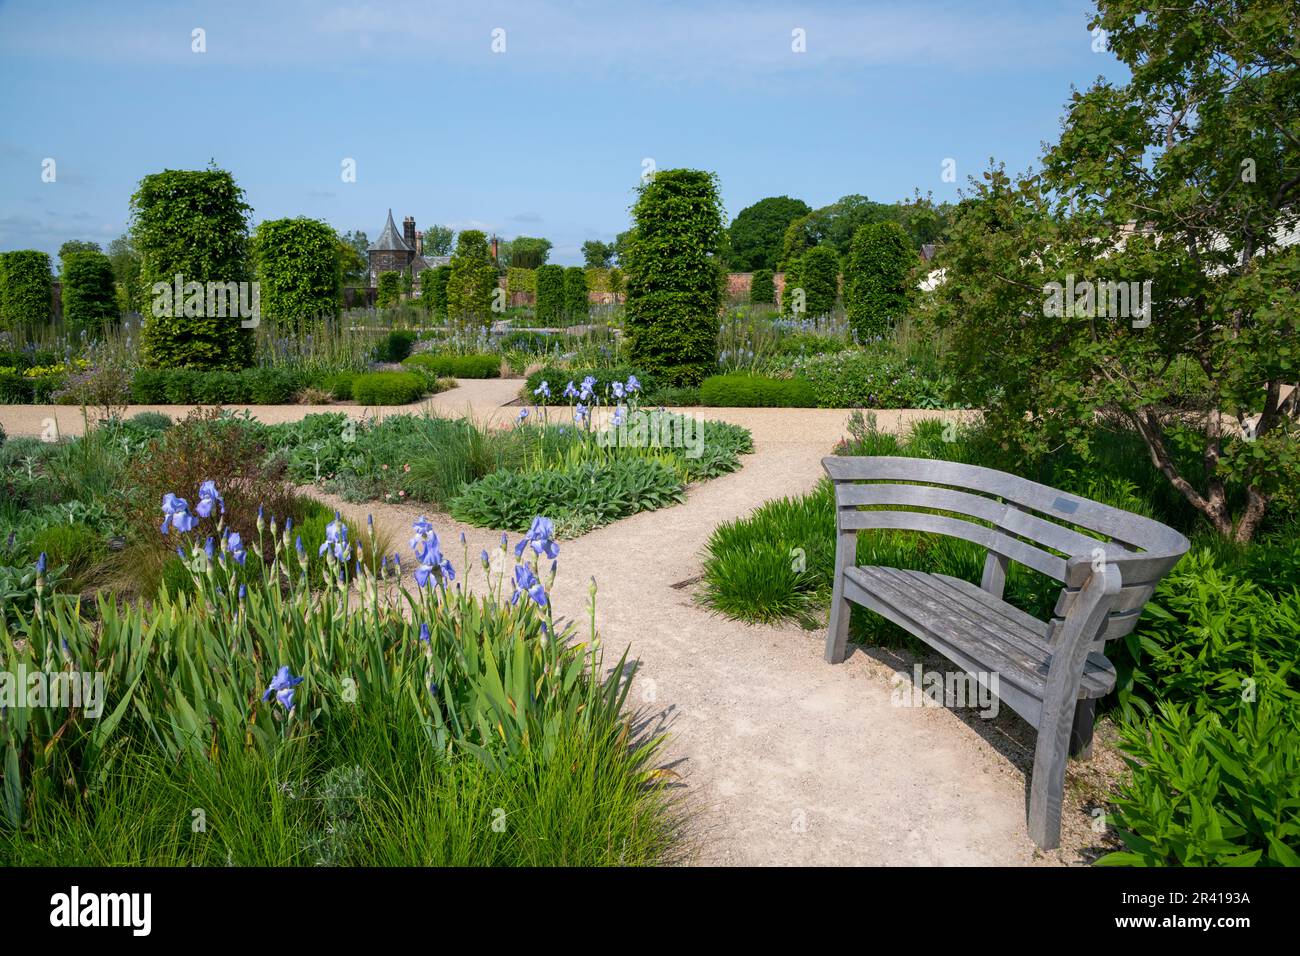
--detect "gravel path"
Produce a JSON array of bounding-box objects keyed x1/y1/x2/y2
[{"x1": 1, "y1": 380, "x2": 1098, "y2": 864}]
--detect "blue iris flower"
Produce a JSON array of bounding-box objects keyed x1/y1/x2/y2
[
  {"x1": 195, "y1": 480, "x2": 225, "y2": 519},
  {"x1": 224, "y1": 531, "x2": 247, "y2": 565},
  {"x1": 563, "y1": 381, "x2": 579, "y2": 399},
  {"x1": 418, "y1": 622, "x2": 431, "y2": 643},
  {"x1": 626, "y1": 375, "x2": 641, "y2": 393},
  {"x1": 514, "y1": 516, "x2": 560, "y2": 560},
  {"x1": 511, "y1": 564, "x2": 548, "y2": 607},
  {"x1": 534, "y1": 380, "x2": 551, "y2": 399},
  {"x1": 612, "y1": 405, "x2": 627, "y2": 426},
  {"x1": 263, "y1": 665, "x2": 304, "y2": 711},
  {"x1": 612, "y1": 381, "x2": 625, "y2": 399},
  {"x1": 160, "y1": 493, "x2": 198, "y2": 535},
  {"x1": 574, "y1": 403, "x2": 589, "y2": 424},
  {"x1": 35, "y1": 552, "x2": 47, "y2": 574},
  {"x1": 518, "y1": 407, "x2": 529, "y2": 422},
  {"x1": 414, "y1": 535, "x2": 455, "y2": 587},
  {"x1": 319, "y1": 516, "x2": 349, "y2": 560}
]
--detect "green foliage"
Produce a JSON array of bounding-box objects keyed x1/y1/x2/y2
[
  {"x1": 130, "y1": 366, "x2": 308, "y2": 404},
  {"x1": 845, "y1": 221, "x2": 914, "y2": 339},
  {"x1": 1099, "y1": 697, "x2": 1300, "y2": 867},
  {"x1": 625, "y1": 169, "x2": 726, "y2": 386},
  {"x1": 445, "y1": 230, "x2": 497, "y2": 328},
  {"x1": 450, "y1": 457, "x2": 685, "y2": 534},
  {"x1": 252, "y1": 218, "x2": 341, "y2": 326},
  {"x1": 564, "y1": 266, "x2": 588, "y2": 321},
  {"x1": 535, "y1": 264, "x2": 566, "y2": 326},
  {"x1": 698, "y1": 373, "x2": 817, "y2": 407},
  {"x1": 749, "y1": 268, "x2": 775, "y2": 304},
  {"x1": 799, "y1": 245, "x2": 840, "y2": 317},
  {"x1": 782, "y1": 348, "x2": 956, "y2": 409},
  {"x1": 780, "y1": 256, "x2": 802, "y2": 317},
  {"x1": 523, "y1": 365, "x2": 649, "y2": 404},
  {"x1": 60, "y1": 251, "x2": 118, "y2": 337},
  {"x1": 131, "y1": 166, "x2": 254, "y2": 370},
  {"x1": 57, "y1": 240, "x2": 101, "y2": 266},
  {"x1": 506, "y1": 267, "x2": 536, "y2": 296},
  {"x1": 581, "y1": 240, "x2": 615, "y2": 268},
  {"x1": 27, "y1": 522, "x2": 105, "y2": 589},
  {"x1": 423, "y1": 265, "x2": 450, "y2": 318},
  {"x1": 106, "y1": 235, "x2": 144, "y2": 314},
  {"x1": 350, "y1": 371, "x2": 427, "y2": 406},
  {"x1": 404, "y1": 352, "x2": 500, "y2": 378},
  {"x1": 375, "y1": 271, "x2": 402, "y2": 309},
  {"x1": 729, "y1": 196, "x2": 811, "y2": 271},
  {"x1": 422, "y1": 224, "x2": 455, "y2": 257},
  {"x1": 0, "y1": 251, "x2": 53, "y2": 333},
  {"x1": 373, "y1": 328, "x2": 417, "y2": 363},
  {"x1": 500, "y1": 236, "x2": 551, "y2": 270}
]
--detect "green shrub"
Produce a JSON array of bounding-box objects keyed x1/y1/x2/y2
[
  {"x1": 252, "y1": 217, "x2": 341, "y2": 326},
  {"x1": 350, "y1": 371, "x2": 427, "y2": 406},
  {"x1": 845, "y1": 221, "x2": 914, "y2": 340},
  {"x1": 785, "y1": 349, "x2": 955, "y2": 409},
  {"x1": 780, "y1": 256, "x2": 802, "y2": 317},
  {"x1": 423, "y1": 265, "x2": 450, "y2": 318},
  {"x1": 130, "y1": 367, "x2": 305, "y2": 405},
  {"x1": 535, "y1": 264, "x2": 566, "y2": 326},
  {"x1": 698, "y1": 373, "x2": 817, "y2": 407},
  {"x1": 375, "y1": 271, "x2": 402, "y2": 309},
  {"x1": 624, "y1": 169, "x2": 725, "y2": 386},
  {"x1": 132, "y1": 167, "x2": 254, "y2": 369},
  {"x1": 445, "y1": 230, "x2": 497, "y2": 327},
  {"x1": 373, "y1": 328, "x2": 417, "y2": 363},
  {"x1": 28, "y1": 522, "x2": 106, "y2": 587},
  {"x1": 564, "y1": 266, "x2": 589, "y2": 322},
  {"x1": 799, "y1": 245, "x2": 840, "y2": 317},
  {"x1": 645, "y1": 385, "x2": 700, "y2": 406},
  {"x1": 750, "y1": 268, "x2": 775, "y2": 304},
  {"x1": 404, "y1": 353, "x2": 500, "y2": 378},
  {"x1": 506, "y1": 267, "x2": 536, "y2": 296},
  {"x1": 0, "y1": 369, "x2": 34, "y2": 403},
  {"x1": 130, "y1": 411, "x2": 173, "y2": 431},
  {"x1": 450, "y1": 457, "x2": 685, "y2": 534},
  {"x1": 61, "y1": 251, "x2": 118, "y2": 337},
  {"x1": 322, "y1": 372, "x2": 354, "y2": 400}
]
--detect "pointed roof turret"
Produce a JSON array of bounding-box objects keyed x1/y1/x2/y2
[{"x1": 369, "y1": 209, "x2": 412, "y2": 252}]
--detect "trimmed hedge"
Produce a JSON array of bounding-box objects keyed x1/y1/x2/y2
[
  {"x1": 749, "y1": 268, "x2": 775, "y2": 305},
  {"x1": 403, "y1": 353, "x2": 501, "y2": 378},
  {"x1": 376, "y1": 271, "x2": 402, "y2": 308},
  {"x1": 252, "y1": 217, "x2": 342, "y2": 326},
  {"x1": 421, "y1": 265, "x2": 450, "y2": 317},
  {"x1": 564, "y1": 266, "x2": 589, "y2": 321},
  {"x1": 699, "y1": 373, "x2": 817, "y2": 407},
  {"x1": 131, "y1": 367, "x2": 308, "y2": 405},
  {"x1": 624, "y1": 169, "x2": 725, "y2": 386},
  {"x1": 845, "y1": 221, "x2": 914, "y2": 340},
  {"x1": 61, "y1": 251, "x2": 118, "y2": 336},
  {"x1": 351, "y1": 371, "x2": 427, "y2": 405},
  {"x1": 799, "y1": 245, "x2": 840, "y2": 317},
  {"x1": 535, "y1": 264, "x2": 565, "y2": 326},
  {"x1": 0, "y1": 251, "x2": 53, "y2": 332}
]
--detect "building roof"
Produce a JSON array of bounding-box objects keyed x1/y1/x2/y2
[{"x1": 369, "y1": 209, "x2": 411, "y2": 253}]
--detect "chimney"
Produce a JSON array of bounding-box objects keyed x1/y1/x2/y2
[
  {"x1": 491, "y1": 235, "x2": 499, "y2": 261},
  {"x1": 415, "y1": 230, "x2": 424, "y2": 256},
  {"x1": 403, "y1": 216, "x2": 416, "y2": 251}
]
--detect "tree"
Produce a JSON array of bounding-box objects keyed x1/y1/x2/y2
[
  {"x1": 607, "y1": 266, "x2": 624, "y2": 297},
  {"x1": 613, "y1": 230, "x2": 635, "y2": 266},
  {"x1": 445, "y1": 229, "x2": 497, "y2": 327},
  {"x1": 780, "y1": 255, "x2": 804, "y2": 318},
  {"x1": 625, "y1": 168, "x2": 725, "y2": 386},
  {"x1": 130, "y1": 165, "x2": 254, "y2": 369},
  {"x1": 501, "y1": 236, "x2": 551, "y2": 270},
  {"x1": 535, "y1": 263, "x2": 566, "y2": 325},
  {"x1": 728, "y1": 196, "x2": 811, "y2": 271},
  {"x1": 422, "y1": 224, "x2": 454, "y2": 257},
  {"x1": 336, "y1": 236, "x2": 368, "y2": 287},
  {"x1": 375, "y1": 271, "x2": 402, "y2": 309},
  {"x1": 781, "y1": 194, "x2": 894, "y2": 264},
  {"x1": 750, "y1": 268, "x2": 775, "y2": 304},
  {"x1": 61, "y1": 250, "x2": 118, "y2": 336},
  {"x1": 253, "y1": 218, "x2": 341, "y2": 326},
  {"x1": 57, "y1": 240, "x2": 102, "y2": 271},
  {"x1": 564, "y1": 266, "x2": 589, "y2": 322},
  {"x1": 929, "y1": 0, "x2": 1300, "y2": 543},
  {"x1": 0, "y1": 251, "x2": 53, "y2": 333},
  {"x1": 581, "y1": 240, "x2": 615, "y2": 268},
  {"x1": 845, "y1": 221, "x2": 915, "y2": 339},
  {"x1": 799, "y1": 245, "x2": 840, "y2": 317}
]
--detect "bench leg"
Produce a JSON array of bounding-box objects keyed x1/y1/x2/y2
[
  {"x1": 1069, "y1": 697, "x2": 1096, "y2": 761},
  {"x1": 826, "y1": 590, "x2": 851, "y2": 664}
]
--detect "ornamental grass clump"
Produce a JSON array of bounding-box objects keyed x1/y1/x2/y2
[{"x1": 1, "y1": 484, "x2": 672, "y2": 864}]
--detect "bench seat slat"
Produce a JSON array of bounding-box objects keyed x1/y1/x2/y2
[{"x1": 845, "y1": 566, "x2": 1117, "y2": 703}]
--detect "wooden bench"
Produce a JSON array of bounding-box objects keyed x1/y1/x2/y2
[{"x1": 822, "y1": 455, "x2": 1189, "y2": 849}]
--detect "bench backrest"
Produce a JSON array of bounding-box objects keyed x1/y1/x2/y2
[{"x1": 822, "y1": 455, "x2": 1190, "y2": 648}]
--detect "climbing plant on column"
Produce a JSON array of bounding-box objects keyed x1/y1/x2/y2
[{"x1": 624, "y1": 168, "x2": 726, "y2": 386}]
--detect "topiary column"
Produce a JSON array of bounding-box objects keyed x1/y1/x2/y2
[
  {"x1": 252, "y1": 218, "x2": 341, "y2": 328},
  {"x1": 624, "y1": 169, "x2": 725, "y2": 386},
  {"x1": 535, "y1": 263, "x2": 565, "y2": 326},
  {"x1": 61, "y1": 251, "x2": 118, "y2": 337},
  {"x1": 845, "y1": 221, "x2": 914, "y2": 340},
  {"x1": 563, "y1": 266, "x2": 588, "y2": 324},
  {"x1": 0, "y1": 251, "x2": 53, "y2": 334},
  {"x1": 749, "y1": 268, "x2": 775, "y2": 304}
]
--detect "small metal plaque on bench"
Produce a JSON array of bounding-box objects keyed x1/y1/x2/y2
[{"x1": 1052, "y1": 497, "x2": 1079, "y2": 514}]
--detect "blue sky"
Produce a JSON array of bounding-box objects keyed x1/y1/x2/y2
[{"x1": 0, "y1": 0, "x2": 1124, "y2": 265}]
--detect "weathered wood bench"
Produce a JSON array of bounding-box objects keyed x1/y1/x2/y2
[{"x1": 822, "y1": 455, "x2": 1189, "y2": 849}]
